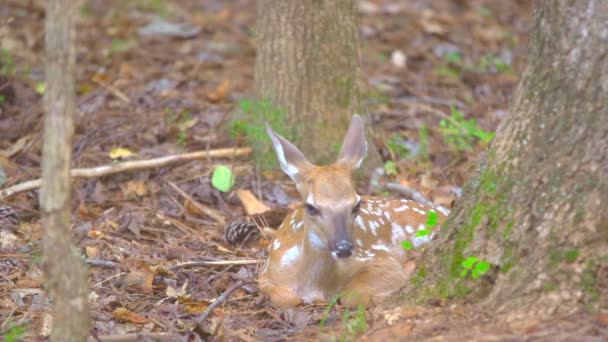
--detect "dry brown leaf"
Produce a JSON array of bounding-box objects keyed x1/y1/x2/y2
[
  {"x1": 207, "y1": 80, "x2": 230, "y2": 103},
  {"x1": 85, "y1": 246, "x2": 99, "y2": 258},
  {"x1": 87, "y1": 230, "x2": 105, "y2": 239},
  {"x1": 237, "y1": 189, "x2": 271, "y2": 216},
  {"x1": 16, "y1": 278, "x2": 45, "y2": 288},
  {"x1": 124, "y1": 261, "x2": 155, "y2": 294},
  {"x1": 20, "y1": 222, "x2": 43, "y2": 241},
  {"x1": 113, "y1": 307, "x2": 151, "y2": 324},
  {"x1": 123, "y1": 180, "x2": 148, "y2": 197}
]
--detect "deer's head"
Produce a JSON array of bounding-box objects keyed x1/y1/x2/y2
[{"x1": 266, "y1": 115, "x2": 367, "y2": 259}]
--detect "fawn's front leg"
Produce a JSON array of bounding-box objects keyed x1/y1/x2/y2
[
  {"x1": 340, "y1": 257, "x2": 410, "y2": 307},
  {"x1": 258, "y1": 278, "x2": 303, "y2": 307}
]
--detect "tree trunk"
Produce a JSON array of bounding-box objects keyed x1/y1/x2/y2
[
  {"x1": 41, "y1": 0, "x2": 90, "y2": 340},
  {"x1": 409, "y1": 0, "x2": 608, "y2": 320},
  {"x1": 255, "y1": 0, "x2": 365, "y2": 163}
]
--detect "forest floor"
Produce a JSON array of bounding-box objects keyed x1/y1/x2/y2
[{"x1": 1, "y1": 0, "x2": 606, "y2": 341}]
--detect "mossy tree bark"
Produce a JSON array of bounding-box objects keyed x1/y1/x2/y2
[
  {"x1": 255, "y1": 0, "x2": 374, "y2": 164},
  {"x1": 409, "y1": 0, "x2": 608, "y2": 319},
  {"x1": 41, "y1": 0, "x2": 90, "y2": 340}
]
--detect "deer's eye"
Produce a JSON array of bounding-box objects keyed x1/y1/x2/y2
[
  {"x1": 305, "y1": 203, "x2": 320, "y2": 216},
  {"x1": 352, "y1": 201, "x2": 361, "y2": 214}
]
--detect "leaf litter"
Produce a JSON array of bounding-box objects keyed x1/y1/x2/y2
[{"x1": 0, "y1": 0, "x2": 604, "y2": 341}]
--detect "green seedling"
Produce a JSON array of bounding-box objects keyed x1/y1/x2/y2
[
  {"x1": 460, "y1": 256, "x2": 491, "y2": 279},
  {"x1": 438, "y1": 107, "x2": 494, "y2": 152}
]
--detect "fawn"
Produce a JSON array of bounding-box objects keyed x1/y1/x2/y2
[{"x1": 258, "y1": 115, "x2": 448, "y2": 307}]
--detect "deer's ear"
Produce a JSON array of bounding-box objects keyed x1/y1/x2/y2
[
  {"x1": 266, "y1": 124, "x2": 313, "y2": 181},
  {"x1": 337, "y1": 114, "x2": 367, "y2": 170}
]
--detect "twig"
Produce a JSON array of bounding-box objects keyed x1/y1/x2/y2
[
  {"x1": 170, "y1": 259, "x2": 262, "y2": 271},
  {"x1": 385, "y1": 182, "x2": 450, "y2": 215},
  {"x1": 86, "y1": 259, "x2": 119, "y2": 269},
  {"x1": 166, "y1": 181, "x2": 225, "y2": 225},
  {"x1": 395, "y1": 96, "x2": 465, "y2": 109},
  {"x1": 87, "y1": 332, "x2": 180, "y2": 342},
  {"x1": 0, "y1": 147, "x2": 252, "y2": 199},
  {"x1": 195, "y1": 281, "x2": 257, "y2": 324}
]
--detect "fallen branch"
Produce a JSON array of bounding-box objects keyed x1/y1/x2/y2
[
  {"x1": 0, "y1": 147, "x2": 252, "y2": 199},
  {"x1": 166, "y1": 181, "x2": 225, "y2": 225},
  {"x1": 88, "y1": 332, "x2": 180, "y2": 342},
  {"x1": 195, "y1": 280, "x2": 257, "y2": 324},
  {"x1": 170, "y1": 259, "x2": 262, "y2": 271}
]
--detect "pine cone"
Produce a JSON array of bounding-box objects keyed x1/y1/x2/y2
[
  {"x1": 224, "y1": 220, "x2": 259, "y2": 246},
  {"x1": 0, "y1": 205, "x2": 18, "y2": 230}
]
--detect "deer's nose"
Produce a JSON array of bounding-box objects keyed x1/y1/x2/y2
[{"x1": 334, "y1": 240, "x2": 353, "y2": 258}]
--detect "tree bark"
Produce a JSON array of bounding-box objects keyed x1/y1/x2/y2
[
  {"x1": 409, "y1": 0, "x2": 608, "y2": 320},
  {"x1": 41, "y1": 0, "x2": 90, "y2": 340},
  {"x1": 255, "y1": 0, "x2": 366, "y2": 163}
]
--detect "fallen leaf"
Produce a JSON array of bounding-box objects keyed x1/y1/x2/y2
[
  {"x1": 597, "y1": 313, "x2": 608, "y2": 327},
  {"x1": 16, "y1": 278, "x2": 45, "y2": 288},
  {"x1": 109, "y1": 147, "x2": 135, "y2": 159},
  {"x1": 85, "y1": 246, "x2": 99, "y2": 259},
  {"x1": 124, "y1": 261, "x2": 155, "y2": 294},
  {"x1": 87, "y1": 230, "x2": 106, "y2": 239},
  {"x1": 20, "y1": 222, "x2": 43, "y2": 242},
  {"x1": 207, "y1": 80, "x2": 230, "y2": 103},
  {"x1": 211, "y1": 165, "x2": 235, "y2": 192},
  {"x1": 113, "y1": 307, "x2": 151, "y2": 324},
  {"x1": 237, "y1": 189, "x2": 271, "y2": 216},
  {"x1": 123, "y1": 180, "x2": 148, "y2": 197}
]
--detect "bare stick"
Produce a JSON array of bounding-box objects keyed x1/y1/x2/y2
[
  {"x1": 195, "y1": 281, "x2": 257, "y2": 324},
  {"x1": 88, "y1": 332, "x2": 180, "y2": 342},
  {"x1": 166, "y1": 181, "x2": 225, "y2": 225},
  {"x1": 0, "y1": 147, "x2": 252, "y2": 199},
  {"x1": 170, "y1": 259, "x2": 262, "y2": 271},
  {"x1": 86, "y1": 259, "x2": 119, "y2": 269}
]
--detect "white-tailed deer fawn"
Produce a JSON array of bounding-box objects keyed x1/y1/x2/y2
[{"x1": 258, "y1": 115, "x2": 448, "y2": 307}]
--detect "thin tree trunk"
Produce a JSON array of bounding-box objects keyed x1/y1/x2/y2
[
  {"x1": 41, "y1": 0, "x2": 90, "y2": 340},
  {"x1": 255, "y1": 0, "x2": 376, "y2": 165},
  {"x1": 408, "y1": 0, "x2": 608, "y2": 320}
]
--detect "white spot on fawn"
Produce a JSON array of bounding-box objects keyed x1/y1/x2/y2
[
  {"x1": 371, "y1": 244, "x2": 391, "y2": 252},
  {"x1": 391, "y1": 222, "x2": 406, "y2": 244},
  {"x1": 395, "y1": 205, "x2": 410, "y2": 212},
  {"x1": 412, "y1": 207, "x2": 426, "y2": 215},
  {"x1": 272, "y1": 239, "x2": 281, "y2": 250},
  {"x1": 412, "y1": 233, "x2": 433, "y2": 247},
  {"x1": 385, "y1": 210, "x2": 391, "y2": 220},
  {"x1": 280, "y1": 245, "x2": 301, "y2": 267},
  {"x1": 356, "y1": 239, "x2": 364, "y2": 247},
  {"x1": 369, "y1": 220, "x2": 379, "y2": 235},
  {"x1": 405, "y1": 225, "x2": 415, "y2": 234},
  {"x1": 294, "y1": 220, "x2": 303, "y2": 230},
  {"x1": 355, "y1": 216, "x2": 367, "y2": 232}
]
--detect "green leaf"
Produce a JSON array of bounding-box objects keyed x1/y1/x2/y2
[
  {"x1": 474, "y1": 261, "x2": 490, "y2": 275},
  {"x1": 415, "y1": 229, "x2": 432, "y2": 237},
  {"x1": 425, "y1": 210, "x2": 439, "y2": 227},
  {"x1": 384, "y1": 160, "x2": 398, "y2": 176},
  {"x1": 461, "y1": 256, "x2": 478, "y2": 270},
  {"x1": 211, "y1": 165, "x2": 235, "y2": 192},
  {"x1": 401, "y1": 240, "x2": 413, "y2": 251},
  {"x1": 35, "y1": 82, "x2": 46, "y2": 95},
  {"x1": 460, "y1": 269, "x2": 469, "y2": 277}
]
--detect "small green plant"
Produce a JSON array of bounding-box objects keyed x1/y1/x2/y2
[
  {"x1": 383, "y1": 160, "x2": 398, "y2": 176},
  {"x1": 109, "y1": 39, "x2": 131, "y2": 54},
  {"x1": 386, "y1": 135, "x2": 410, "y2": 159},
  {"x1": 165, "y1": 109, "x2": 193, "y2": 146},
  {"x1": 438, "y1": 107, "x2": 494, "y2": 151},
  {"x1": 1, "y1": 48, "x2": 15, "y2": 76},
  {"x1": 479, "y1": 54, "x2": 512, "y2": 74},
  {"x1": 434, "y1": 65, "x2": 461, "y2": 79},
  {"x1": 2, "y1": 323, "x2": 27, "y2": 342},
  {"x1": 231, "y1": 98, "x2": 290, "y2": 169},
  {"x1": 35, "y1": 82, "x2": 46, "y2": 95},
  {"x1": 444, "y1": 51, "x2": 461, "y2": 64},
  {"x1": 460, "y1": 256, "x2": 491, "y2": 279},
  {"x1": 319, "y1": 293, "x2": 367, "y2": 341}
]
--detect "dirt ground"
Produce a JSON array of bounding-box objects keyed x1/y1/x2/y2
[{"x1": 1, "y1": 0, "x2": 607, "y2": 341}]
